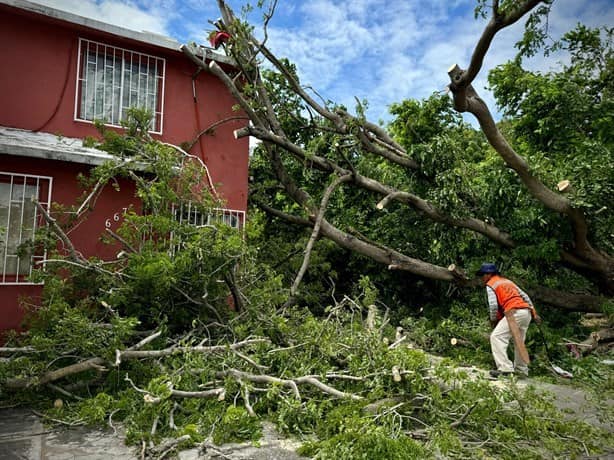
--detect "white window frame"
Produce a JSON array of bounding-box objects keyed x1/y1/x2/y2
[
  {"x1": 0, "y1": 172, "x2": 53, "y2": 285},
  {"x1": 172, "y1": 202, "x2": 245, "y2": 231},
  {"x1": 74, "y1": 38, "x2": 166, "y2": 134}
]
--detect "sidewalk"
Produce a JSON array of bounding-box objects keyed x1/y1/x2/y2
[
  {"x1": 0, "y1": 408, "x2": 137, "y2": 460},
  {"x1": 0, "y1": 408, "x2": 306, "y2": 459}
]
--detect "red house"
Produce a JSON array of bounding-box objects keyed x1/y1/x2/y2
[{"x1": 0, "y1": 0, "x2": 249, "y2": 334}]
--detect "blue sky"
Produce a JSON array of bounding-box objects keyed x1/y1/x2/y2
[{"x1": 31, "y1": 0, "x2": 614, "y2": 123}]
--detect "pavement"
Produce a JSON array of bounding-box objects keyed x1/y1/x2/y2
[
  {"x1": 536, "y1": 382, "x2": 613, "y2": 432},
  {"x1": 0, "y1": 408, "x2": 306, "y2": 459},
  {"x1": 1, "y1": 377, "x2": 611, "y2": 459},
  {"x1": 0, "y1": 409, "x2": 138, "y2": 459},
  {"x1": 455, "y1": 365, "x2": 613, "y2": 432},
  {"x1": 179, "y1": 422, "x2": 306, "y2": 460}
]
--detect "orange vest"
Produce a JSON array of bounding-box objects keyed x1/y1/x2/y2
[{"x1": 487, "y1": 275, "x2": 530, "y2": 320}]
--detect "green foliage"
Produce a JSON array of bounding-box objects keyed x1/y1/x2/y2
[
  {"x1": 246, "y1": 12, "x2": 613, "y2": 338},
  {"x1": 213, "y1": 406, "x2": 262, "y2": 444},
  {"x1": 356, "y1": 275, "x2": 378, "y2": 307},
  {"x1": 488, "y1": 24, "x2": 614, "y2": 258},
  {"x1": 514, "y1": 2, "x2": 554, "y2": 58},
  {"x1": 3, "y1": 289, "x2": 611, "y2": 458},
  {"x1": 400, "y1": 301, "x2": 493, "y2": 367},
  {"x1": 388, "y1": 94, "x2": 464, "y2": 150},
  {"x1": 77, "y1": 393, "x2": 116, "y2": 425},
  {"x1": 300, "y1": 428, "x2": 428, "y2": 460}
]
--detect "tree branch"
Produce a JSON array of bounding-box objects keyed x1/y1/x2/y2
[
  {"x1": 105, "y1": 228, "x2": 138, "y2": 254},
  {"x1": 5, "y1": 357, "x2": 107, "y2": 389},
  {"x1": 116, "y1": 338, "x2": 269, "y2": 361},
  {"x1": 35, "y1": 200, "x2": 85, "y2": 263},
  {"x1": 459, "y1": 1, "x2": 544, "y2": 87},
  {"x1": 527, "y1": 287, "x2": 606, "y2": 313},
  {"x1": 217, "y1": 368, "x2": 301, "y2": 399},
  {"x1": 186, "y1": 116, "x2": 250, "y2": 150},
  {"x1": 181, "y1": 44, "x2": 264, "y2": 128},
  {"x1": 447, "y1": 2, "x2": 614, "y2": 292},
  {"x1": 294, "y1": 376, "x2": 363, "y2": 400},
  {"x1": 291, "y1": 173, "x2": 353, "y2": 296},
  {"x1": 170, "y1": 388, "x2": 225, "y2": 399}
]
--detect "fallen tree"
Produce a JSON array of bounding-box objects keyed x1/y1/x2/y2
[
  {"x1": 179, "y1": 0, "x2": 613, "y2": 314},
  {"x1": 0, "y1": 109, "x2": 611, "y2": 460}
]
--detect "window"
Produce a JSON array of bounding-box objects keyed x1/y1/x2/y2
[
  {"x1": 169, "y1": 202, "x2": 245, "y2": 256},
  {"x1": 173, "y1": 202, "x2": 245, "y2": 230},
  {"x1": 0, "y1": 172, "x2": 52, "y2": 284},
  {"x1": 75, "y1": 38, "x2": 165, "y2": 133}
]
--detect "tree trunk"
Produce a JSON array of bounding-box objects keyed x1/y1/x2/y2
[
  {"x1": 575, "y1": 328, "x2": 614, "y2": 355},
  {"x1": 205, "y1": 0, "x2": 614, "y2": 301},
  {"x1": 527, "y1": 287, "x2": 607, "y2": 313}
]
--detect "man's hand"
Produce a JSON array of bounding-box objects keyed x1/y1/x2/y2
[
  {"x1": 490, "y1": 319, "x2": 498, "y2": 329},
  {"x1": 533, "y1": 314, "x2": 542, "y2": 325}
]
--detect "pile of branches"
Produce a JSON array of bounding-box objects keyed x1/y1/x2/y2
[{"x1": 2, "y1": 294, "x2": 612, "y2": 459}]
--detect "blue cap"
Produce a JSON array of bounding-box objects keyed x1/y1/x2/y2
[{"x1": 476, "y1": 263, "x2": 499, "y2": 275}]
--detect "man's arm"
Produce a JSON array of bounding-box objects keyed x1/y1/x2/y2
[{"x1": 486, "y1": 286, "x2": 499, "y2": 327}]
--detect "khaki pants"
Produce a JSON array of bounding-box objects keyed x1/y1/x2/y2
[{"x1": 490, "y1": 308, "x2": 532, "y2": 375}]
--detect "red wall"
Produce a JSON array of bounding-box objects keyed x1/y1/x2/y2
[
  {"x1": 0, "y1": 4, "x2": 249, "y2": 211},
  {"x1": 0, "y1": 156, "x2": 140, "y2": 335},
  {"x1": 1, "y1": 285, "x2": 42, "y2": 332},
  {"x1": 0, "y1": 5, "x2": 249, "y2": 336}
]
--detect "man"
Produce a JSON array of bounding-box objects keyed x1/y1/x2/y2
[{"x1": 477, "y1": 263, "x2": 541, "y2": 378}]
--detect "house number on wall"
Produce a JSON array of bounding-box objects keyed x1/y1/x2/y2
[{"x1": 105, "y1": 208, "x2": 129, "y2": 229}]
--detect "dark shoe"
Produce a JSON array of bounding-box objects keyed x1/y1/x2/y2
[
  {"x1": 489, "y1": 369, "x2": 513, "y2": 378},
  {"x1": 514, "y1": 372, "x2": 528, "y2": 380}
]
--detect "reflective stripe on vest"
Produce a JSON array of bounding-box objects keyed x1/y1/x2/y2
[{"x1": 487, "y1": 275, "x2": 530, "y2": 313}]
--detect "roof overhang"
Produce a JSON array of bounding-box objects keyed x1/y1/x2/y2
[{"x1": 0, "y1": 126, "x2": 123, "y2": 167}]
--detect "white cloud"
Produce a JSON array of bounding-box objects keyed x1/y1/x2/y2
[
  {"x1": 31, "y1": 0, "x2": 171, "y2": 34},
  {"x1": 258, "y1": 1, "x2": 481, "y2": 120},
  {"x1": 261, "y1": 1, "x2": 431, "y2": 117}
]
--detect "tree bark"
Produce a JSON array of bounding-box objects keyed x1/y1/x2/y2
[
  {"x1": 575, "y1": 328, "x2": 614, "y2": 355},
  {"x1": 527, "y1": 287, "x2": 606, "y2": 313},
  {"x1": 5, "y1": 357, "x2": 107, "y2": 389}
]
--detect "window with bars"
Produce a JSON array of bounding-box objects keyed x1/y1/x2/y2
[
  {"x1": 169, "y1": 203, "x2": 245, "y2": 256},
  {"x1": 172, "y1": 203, "x2": 245, "y2": 230},
  {"x1": 75, "y1": 38, "x2": 165, "y2": 133},
  {"x1": 0, "y1": 172, "x2": 52, "y2": 284}
]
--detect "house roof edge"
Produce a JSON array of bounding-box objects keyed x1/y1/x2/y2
[
  {"x1": 0, "y1": 126, "x2": 146, "y2": 169},
  {"x1": 0, "y1": 0, "x2": 234, "y2": 66}
]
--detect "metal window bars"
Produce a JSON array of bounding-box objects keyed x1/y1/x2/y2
[
  {"x1": 169, "y1": 202, "x2": 245, "y2": 256},
  {"x1": 0, "y1": 172, "x2": 52, "y2": 284},
  {"x1": 75, "y1": 38, "x2": 165, "y2": 133},
  {"x1": 171, "y1": 202, "x2": 245, "y2": 230}
]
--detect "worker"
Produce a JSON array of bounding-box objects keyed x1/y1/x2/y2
[{"x1": 476, "y1": 263, "x2": 541, "y2": 378}]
